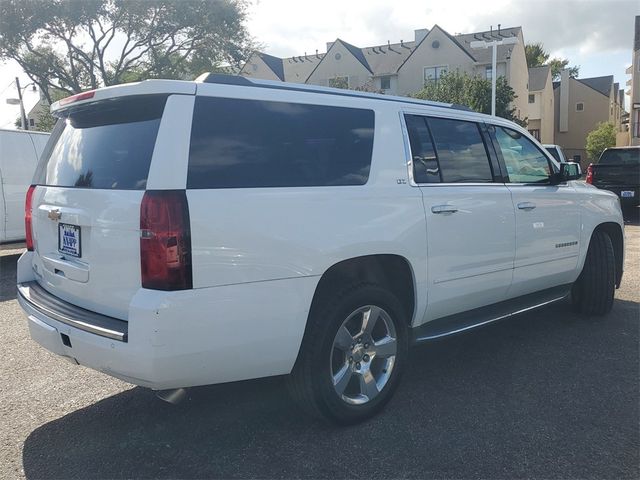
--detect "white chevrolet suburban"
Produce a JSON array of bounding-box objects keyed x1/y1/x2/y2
[{"x1": 17, "y1": 75, "x2": 624, "y2": 424}]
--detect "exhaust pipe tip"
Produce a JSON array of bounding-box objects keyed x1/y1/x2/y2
[{"x1": 155, "y1": 388, "x2": 188, "y2": 405}]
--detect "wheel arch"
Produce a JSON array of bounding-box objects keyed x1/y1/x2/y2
[{"x1": 309, "y1": 254, "x2": 417, "y2": 326}]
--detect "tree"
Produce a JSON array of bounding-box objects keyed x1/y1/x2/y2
[
  {"x1": 524, "y1": 42, "x2": 579, "y2": 81},
  {"x1": 525, "y1": 43, "x2": 549, "y2": 68},
  {"x1": 413, "y1": 71, "x2": 526, "y2": 126},
  {"x1": 547, "y1": 59, "x2": 579, "y2": 81},
  {"x1": 0, "y1": 0, "x2": 253, "y2": 103},
  {"x1": 586, "y1": 122, "x2": 616, "y2": 161}
]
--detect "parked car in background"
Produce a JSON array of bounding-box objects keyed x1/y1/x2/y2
[
  {"x1": 0, "y1": 129, "x2": 49, "y2": 243},
  {"x1": 17, "y1": 75, "x2": 624, "y2": 424},
  {"x1": 586, "y1": 146, "x2": 640, "y2": 207},
  {"x1": 544, "y1": 144, "x2": 568, "y2": 163}
]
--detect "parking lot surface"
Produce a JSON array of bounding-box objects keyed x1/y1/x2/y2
[{"x1": 1, "y1": 210, "x2": 638, "y2": 479}]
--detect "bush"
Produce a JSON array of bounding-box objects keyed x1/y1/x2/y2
[{"x1": 586, "y1": 122, "x2": 616, "y2": 162}]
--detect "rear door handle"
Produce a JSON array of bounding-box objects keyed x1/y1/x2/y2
[
  {"x1": 431, "y1": 205, "x2": 458, "y2": 214},
  {"x1": 517, "y1": 202, "x2": 536, "y2": 211}
]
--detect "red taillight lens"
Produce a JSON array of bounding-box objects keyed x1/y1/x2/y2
[
  {"x1": 140, "y1": 190, "x2": 192, "y2": 291},
  {"x1": 25, "y1": 185, "x2": 36, "y2": 251},
  {"x1": 58, "y1": 90, "x2": 96, "y2": 106},
  {"x1": 585, "y1": 164, "x2": 594, "y2": 184}
]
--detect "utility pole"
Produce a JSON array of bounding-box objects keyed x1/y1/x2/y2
[{"x1": 15, "y1": 77, "x2": 29, "y2": 130}]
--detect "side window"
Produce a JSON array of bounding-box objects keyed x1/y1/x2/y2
[
  {"x1": 404, "y1": 115, "x2": 440, "y2": 183},
  {"x1": 494, "y1": 126, "x2": 551, "y2": 184},
  {"x1": 427, "y1": 118, "x2": 494, "y2": 183},
  {"x1": 188, "y1": 97, "x2": 374, "y2": 189}
]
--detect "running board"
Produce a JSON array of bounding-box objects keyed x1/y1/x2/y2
[{"x1": 412, "y1": 284, "x2": 572, "y2": 343}]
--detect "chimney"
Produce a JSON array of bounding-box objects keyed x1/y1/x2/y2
[
  {"x1": 414, "y1": 28, "x2": 429, "y2": 44},
  {"x1": 559, "y1": 69, "x2": 570, "y2": 133}
]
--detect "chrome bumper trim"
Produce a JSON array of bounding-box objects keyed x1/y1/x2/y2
[{"x1": 18, "y1": 281, "x2": 128, "y2": 342}]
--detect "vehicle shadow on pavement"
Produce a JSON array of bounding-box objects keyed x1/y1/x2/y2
[
  {"x1": 0, "y1": 254, "x2": 19, "y2": 302},
  {"x1": 623, "y1": 206, "x2": 639, "y2": 226},
  {"x1": 22, "y1": 299, "x2": 639, "y2": 479}
]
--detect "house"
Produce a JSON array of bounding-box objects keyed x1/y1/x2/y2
[
  {"x1": 240, "y1": 24, "x2": 530, "y2": 122},
  {"x1": 527, "y1": 65, "x2": 554, "y2": 143},
  {"x1": 627, "y1": 16, "x2": 640, "y2": 146},
  {"x1": 553, "y1": 72, "x2": 627, "y2": 165}
]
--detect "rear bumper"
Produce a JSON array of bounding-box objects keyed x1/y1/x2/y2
[
  {"x1": 595, "y1": 186, "x2": 639, "y2": 204},
  {"x1": 17, "y1": 253, "x2": 318, "y2": 390}
]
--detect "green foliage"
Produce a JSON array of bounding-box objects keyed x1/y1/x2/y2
[
  {"x1": 328, "y1": 76, "x2": 349, "y2": 89},
  {"x1": 525, "y1": 42, "x2": 579, "y2": 81},
  {"x1": 0, "y1": 0, "x2": 253, "y2": 103},
  {"x1": 413, "y1": 71, "x2": 526, "y2": 126},
  {"x1": 34, "y1": 90, "x2": 68, "y2": 132},
  {"x1": 525, "y1": 43, "x2": 549, "y2": 68},
  {"x1": 586, "y1": 122, "x2": 616, "y2": 161},
  {"x1": 547, "y1": 59, "x2": 579, "y2": 81}
]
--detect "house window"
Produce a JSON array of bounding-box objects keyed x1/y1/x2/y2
[
  {"x1": 576, "y1": 102, "x2": 584, "y2": 112},
  {"x1": 528, "y1": 129, "x2": 540, "y2": 140},
  {"x1": 29, "y1": 118, "x2": 35, "y2": 127},
  {"x1": 380, "y1": 76, "x2": 391, "y2": 90},
  {"x1": 485, "y1": 66, "x2": 492, "y2": 80},
  {"x1": 328, "y1": 76, "x2": 349, "y2": 89},
  {"x1": 424, "y1": 65, "x2": 448, "y2": 84},
  {"x1": 528, "y1": 94, "x2": 535, "y2": 104}
]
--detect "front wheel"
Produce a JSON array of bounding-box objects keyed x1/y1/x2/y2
[
  {"x1": 287, "y1": 283, "x2": 409, "y2": 424},
  {"x1": 571, "y1": 230, "x2": 616, "y2": 316}
]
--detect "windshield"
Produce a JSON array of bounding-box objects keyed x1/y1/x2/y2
[
  {"x1": 33, "y1": 95, "x2": 167, "y2": 190},
  {"x1": 598, "y1": 149, "x2": 640, "y2": 166}
]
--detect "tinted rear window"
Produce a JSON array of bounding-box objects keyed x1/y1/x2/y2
[
  {"x1": 545, "y1": 147, "x2": 561, "y2": 162},
  {"x1": 598, "y1": 149, "x2": 640, "y2": 165},
  {"x1": 187, "y1": 97, "x2": 374, "y2": 189},
  {"x1": 34, "y1": 95, "x2": 167, "y2": 189}
]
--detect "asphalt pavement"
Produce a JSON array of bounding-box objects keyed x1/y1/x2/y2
[{"x1": 0, "y1": 209, "x2": 638, "y2": 479}]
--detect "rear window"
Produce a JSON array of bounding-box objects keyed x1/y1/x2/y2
[
  {"x1": 34, "y1": 95, "x2": 167, "y2": 190},
  {"x1": 598, "y1": 149, "x2": 640, "y2": 165},
  {"x1": 187, "y1": 97, "x2": 374, "y2": 189},
  {"x1": 545, "y1": 147, "x2": 561, "y2": 162}
]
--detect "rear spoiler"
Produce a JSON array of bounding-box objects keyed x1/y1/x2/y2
[{"x1": 51, "y1": 80, "x2": 197, "y2": 115}]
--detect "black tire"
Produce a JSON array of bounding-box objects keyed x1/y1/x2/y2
[
  {"x1": 287, "y1": 283, "x2": 409, "y2": 424},
  {"x1": 571, "y1": 230, "x2": 616, "y2": 316}
]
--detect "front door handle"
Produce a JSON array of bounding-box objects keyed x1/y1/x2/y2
[
  {"x1": 431, "y1": 205, "x2": 458, "y2": 214},
  {"x1": 517, "y1": 202, "x2": 536, "y2": 211}
]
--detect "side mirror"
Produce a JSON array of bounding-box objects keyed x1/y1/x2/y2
[
  {"x1": 552, "y1": 162, "x2": 582, "y2": 184},
  {"x1": 560, "y1": 162, "x2": 582, "y2": 181}
]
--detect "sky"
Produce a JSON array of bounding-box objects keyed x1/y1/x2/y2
[{"x1": 1, "y1": 0, "x2": 637, "y2": 129}]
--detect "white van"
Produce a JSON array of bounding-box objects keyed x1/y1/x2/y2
[
  {"x1": 0, "y1": 129, "x2": 49, "y2": 243},
  {"x1": 17, "y1": 75, "x2": 624, "y2": 423}
]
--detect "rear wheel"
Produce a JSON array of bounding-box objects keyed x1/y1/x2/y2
[
  {"x1": 571, "y1": 230, "x2": 616, "y2": 316},
  {"x1": 287, "y1": 283, "x2": 408, "y2": 424}
]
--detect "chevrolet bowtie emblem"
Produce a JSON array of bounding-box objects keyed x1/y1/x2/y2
[{"x1": 48, "y1": 209, "x2": 61, "y2": 221}]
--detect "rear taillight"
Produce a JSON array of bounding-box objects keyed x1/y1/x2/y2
[
  {"x1": 140, "y1": 190, "x2": 192, "y2": 291},
  {"x1": 585, "y1": 164, "x2": 594, "y2": 184},
  {"x1": 25, "y1": 185, "x2": 36, "y2": 251}
]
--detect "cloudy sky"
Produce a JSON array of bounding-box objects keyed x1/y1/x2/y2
[{"x1": 1, "y1": 0, "x2": 637, "y2": 128}]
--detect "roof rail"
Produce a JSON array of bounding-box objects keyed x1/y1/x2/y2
[{"x1": 197, "y1": 73, "x2": 471, "y2": 111}]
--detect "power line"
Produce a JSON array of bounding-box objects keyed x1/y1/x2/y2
[{"x1": 0, "y1": 80, "x2": 16, "y2": 97}]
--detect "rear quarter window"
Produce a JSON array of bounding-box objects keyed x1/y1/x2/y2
[
  {"x1": 34, "y1": 95, "x2": 167, "y2": 190},
  {"x1": 187, "y1": 97, "x2": 375, "y2": 189}
]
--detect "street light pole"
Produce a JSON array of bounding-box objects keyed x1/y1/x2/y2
[
  {"x1": 15, "y1": 76, "x2": 29, "y2": 130},
  {"x1": 470, "y1": 35, "x2": 518, "y2": 117}
]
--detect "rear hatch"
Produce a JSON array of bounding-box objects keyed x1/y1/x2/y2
[
  {"x1": 592, "y1": 149, "x2": 640, "y2": 188},
  {"x1": 29, "y1": 95, "x2": 167, "y2": 320}
]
